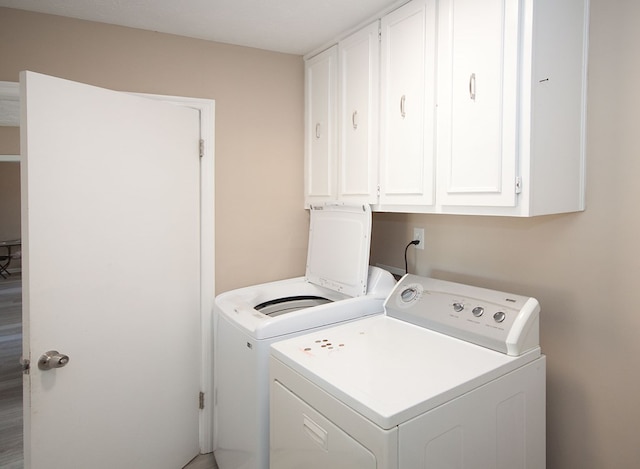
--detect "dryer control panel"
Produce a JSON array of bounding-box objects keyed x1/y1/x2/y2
[{"x1": 384, "y1": 274, "x2": 540, "y2": 356}]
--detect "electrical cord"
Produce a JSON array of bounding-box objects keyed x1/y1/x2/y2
[{"x1": 404, "y1": 239, "x2": 420, "y2": 275}]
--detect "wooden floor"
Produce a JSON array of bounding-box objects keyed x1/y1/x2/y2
[
  {"x1": 0, "y1": 274, "x2": 22, "y2": 469},
  {"x1": 0, "y1": 274, "x2": 217, "y2": 469}
]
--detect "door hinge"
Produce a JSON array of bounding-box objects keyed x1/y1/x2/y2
[
  {"x1": 20, "y1": 357, "x2": 30, "y2": 374},
  {"x1": 515, "y1": 176, "x2": 523, "y2": 194},
  {"x1": 199, "y1": 391, "x2": 205, "y2": 410},
  {"x1": 199, "y1": 139, "x2": 204, "y2": 158}
]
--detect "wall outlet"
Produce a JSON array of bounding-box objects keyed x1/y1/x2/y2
[{"x1": 413, "y1": 227, "x2": 425, "y2": 250}]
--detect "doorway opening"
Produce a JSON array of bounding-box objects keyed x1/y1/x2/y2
[
  {"x1": 0, "y1": 93, "x2": 23, "y2": 466},
  {"x1": 0, "y1": 80, "x2": 216, "y2": 466}
]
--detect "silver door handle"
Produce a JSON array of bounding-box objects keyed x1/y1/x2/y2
[
  {"x1": 352, "y1": 110, "x2": 358, "y2": 129},
  {"x1": 315, "y1": 123, "x2": 321, "y2": 139},
  {"x1": 469, "y1": 73, "x2": 476, "y2": 101},
  {"x1": 38, "y1": 350, "x2": 70, "y2": 370},
  {"x1": 400, "y1": 95, "x2": 406, "y2": 118}
]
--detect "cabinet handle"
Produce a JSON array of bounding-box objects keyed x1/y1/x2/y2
[
  {"x1": 469, "y1": 73, "x2": 476, "y2": 101},
  {"x1": 315, "y1": 123, "x2": 321, "y2": 139},
  {"x1": 400, "y1": 95, "x2": 406, "y2": 118},
  {"x1": 352, "y1": 110, "x2": 358, "y2": 130}
]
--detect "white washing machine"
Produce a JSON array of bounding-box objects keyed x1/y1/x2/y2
[
  {"x1": 270, "y1": 274, "x2": 546, "y2": 469},
  {"x1": 213, "y1": 203, "x2": 396, "y2": 469}
]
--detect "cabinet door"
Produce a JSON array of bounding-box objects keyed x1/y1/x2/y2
[
  {"x1": 305, "y1": 46, "x2": 338, "y2": 206},
  {"x1": 379, "y1": 0, "x2": 437, "y2": 207},
  {"x1": 437, "y1": 0, "x2": 520, "y2": 207},
  {"x1": 338, "y1": 22, "x2": 380, "y2": 204}
]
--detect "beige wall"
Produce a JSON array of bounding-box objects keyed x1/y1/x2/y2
[
  {"x1": 2, "y1": 1, "x2": 639, "y2": 468},
  {"x1": 0, "y1": 127, "x2": 19, "y2": 154},
  {"x1": 0, "y1": 7, "x2": 308, "y2": 293},
  {"x1": 371, "y1": 1, "x2": 640, "y2": 467}
]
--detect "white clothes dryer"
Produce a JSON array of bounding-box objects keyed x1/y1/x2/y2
[
  {"x1": 213, "y1": 203, "x2": 396, "y2": 469},
  {"x1": 270, "y1": 274, "x2": 546, "y2": 469}
]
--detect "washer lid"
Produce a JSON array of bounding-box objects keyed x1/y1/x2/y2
[{"x1": 305, "y1": 203, "x2": 371, "y2": 298}]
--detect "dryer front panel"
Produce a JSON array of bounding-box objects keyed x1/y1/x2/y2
[{"x1": 271, "y1": 381, "x2": 377, "y2": 469}]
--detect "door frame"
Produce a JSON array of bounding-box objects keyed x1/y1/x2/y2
[{"x1": 0, "y1": 80, "x2": 215, "y2": 454}]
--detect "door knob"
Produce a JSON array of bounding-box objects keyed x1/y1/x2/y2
[{"x1": 38, "y1": 350, "x2": 70, "y2": 370}]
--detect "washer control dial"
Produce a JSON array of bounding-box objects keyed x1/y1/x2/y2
[
  {"x1": 493, "y1": 311, "x2": 506, "y2": 323},
  {"x1": 395, "y1": 283, "x2": 423, "y2": 308},
  {"x1": 400, "y1": 287, "x2": 418, "y2": 303},
  {"x1": 453, "y1": 302, "x2": 464, "y2": 313},
  {"x1": 472, "y1": 306, "x2": 484, "y2": 317}
]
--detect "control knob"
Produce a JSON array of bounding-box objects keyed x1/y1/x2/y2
[
  {"x1": 400, "y1": 287, "x2": 418, "y2": 303},
  {"x1": 493, "y1": 311, "x2": 506, "y2": 323}
]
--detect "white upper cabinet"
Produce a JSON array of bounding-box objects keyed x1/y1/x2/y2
[
  {"x1": 378, "y1": 0, "x2": 437, "y2": 209},
  {"x1": 305, "y1": 45, "x2": 338, "y2": 206},
  {"x1": 436, "y1": 0, "x2": 589, "y2": 216},
  {"x1": 338, "y1": 22, "x2": 380, "y2": 204},
  {"x1": 304, "y1": 0, "x2": 589, "y2": 216},
  {"x1": 305, "y1": 22, "x2": 380, "y2": 207}
]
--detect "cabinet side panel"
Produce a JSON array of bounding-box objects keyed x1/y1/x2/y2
[{"x1": 529, "y1": 0, "x2": 588, "y2": 215}]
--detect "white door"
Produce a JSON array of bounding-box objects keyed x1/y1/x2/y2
[
  {"x1": 305, "y1": 45, "x2": 338, "y2": 206},
  {"x1": 379, "y1": 0, "x2": 437, "y2": 208},
  {"x1": 338, "y1": 21, "x2": 379, "y2": 204},
  {"x1": 21, "y1": 71, "x2": 201, "y2": 469},
  {"x1": 436, "y1": 0, "x2": 520, "y2": 207}
]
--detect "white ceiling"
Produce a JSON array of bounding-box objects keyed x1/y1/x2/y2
[{"x1": 0, "y1": 0, "x2": 400, "y2": 55}]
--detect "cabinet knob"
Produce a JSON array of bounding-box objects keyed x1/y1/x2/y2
[{"x1": 469, "y1": 73, "x2": 476, "y2": 101}]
